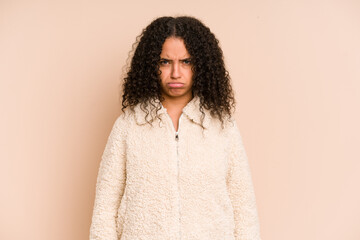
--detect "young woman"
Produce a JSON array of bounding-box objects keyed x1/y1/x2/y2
[{"x1": 90, "y1": 16, "x2": 261, "y2": 240}]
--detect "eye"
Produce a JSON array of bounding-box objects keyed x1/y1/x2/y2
[
  {"x1": 182, "y1": 59, "x2": 192, "y2": 65},
  {"x1": 159, "y1": 59, "x2": 170, "y2": 65}
]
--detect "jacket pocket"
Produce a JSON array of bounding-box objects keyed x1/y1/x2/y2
[{"x1": 116, "y1": 191, "x2": 127, "y2": 238}]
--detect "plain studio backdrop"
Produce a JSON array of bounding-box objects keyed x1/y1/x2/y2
[{"x1": 1, "y1": 0, "x2": 359, "y2": 239}]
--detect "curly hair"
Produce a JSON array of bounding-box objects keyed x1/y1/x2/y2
[{"x1": 121, "y1": 16, "x2": 235, "y2": 128}]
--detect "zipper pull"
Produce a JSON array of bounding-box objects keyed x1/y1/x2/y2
[{"x1": 175, "y1": 132, "x2": 179, "y2": 141}]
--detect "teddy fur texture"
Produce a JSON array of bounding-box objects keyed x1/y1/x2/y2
[{"x1": 89, "y1": 95, "x2": 261, "y2": 240}]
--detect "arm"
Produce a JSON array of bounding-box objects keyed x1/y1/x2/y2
[
  {"x1": 90, "y1": 115, "x2": 127, "y2": 240},
  {"x1": 227, "y1": 120, "x2": 261, "y2": 240}
]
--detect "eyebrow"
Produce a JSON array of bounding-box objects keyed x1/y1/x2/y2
[{"x1": 159, "y1": 57, "x2": 191, "y2": 61}]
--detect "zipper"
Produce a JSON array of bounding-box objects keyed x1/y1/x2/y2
[
  {"x1": 166, "y1": 112, "x2": 183, "y2": 240},
  {"x1": 175, "y1": 113, "x2": 182, "y2": 240}
]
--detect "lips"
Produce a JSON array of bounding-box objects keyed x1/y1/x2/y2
[{"x1": 168, "y1": 82, "x2": 184, "y2": 88}]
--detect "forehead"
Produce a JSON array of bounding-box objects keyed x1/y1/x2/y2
[{"x1": 160, "y1": 37, "x2": 190, "y2": 58}]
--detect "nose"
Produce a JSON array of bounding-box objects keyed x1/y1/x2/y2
[{"x1": 171, "y1": 62, "x2": 181, "y2": 79}]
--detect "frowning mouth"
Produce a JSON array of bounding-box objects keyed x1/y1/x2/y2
[{"x1": 168, "y1": 83, "x2": 184, "y2": 88}]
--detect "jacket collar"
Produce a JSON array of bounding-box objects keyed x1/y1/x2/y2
[{"x1": 133, "y1": 95, "x2": 211, "y2": 129}]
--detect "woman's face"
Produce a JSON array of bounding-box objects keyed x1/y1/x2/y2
[{"x1": 158, "y1": 37, "x2": 194, "y2": 102}]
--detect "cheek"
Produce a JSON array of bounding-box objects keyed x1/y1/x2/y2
[
  {"x1": 159, "y1": 68, "x2": 169, "y2": 79},
  {"x1": 186, "y1": 69, "x2": 194, "y2": 81},
  {"x1": 159, "y1": 73, "x2": 169, "y2": 89}
]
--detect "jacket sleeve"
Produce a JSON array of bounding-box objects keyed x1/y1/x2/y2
[
  {"x1": 227, "y1": 120, "x2": 261, "y2": 240},
  {"x1": 90, "y1": 116, "x2": 127, "y2": 240}
]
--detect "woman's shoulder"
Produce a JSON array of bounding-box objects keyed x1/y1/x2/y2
[
  {"x1": 212, "y1": 115, "x2": 245, "y2": 143},
  {"x1": 116, "y1": 107, "x2": 135, "y2": 122},
  {"x1": 208, "y1": 114, "x2": 237, "y2": 132},
  {"x1": 109, "y1": 107, "x2": 136, "y2": 134}
]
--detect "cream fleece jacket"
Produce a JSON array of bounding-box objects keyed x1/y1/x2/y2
[{"x1": 89, "y1": 95, "x2": 261, "y2": 240}]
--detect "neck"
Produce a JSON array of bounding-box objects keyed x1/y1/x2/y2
[{"x1": 161, "y1": 94, "x2": 193, "y2": 111}]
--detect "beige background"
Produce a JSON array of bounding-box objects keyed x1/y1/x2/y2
[{"x1": 1, "y1": 0, "x2": 359, "y2": 239}]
